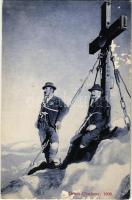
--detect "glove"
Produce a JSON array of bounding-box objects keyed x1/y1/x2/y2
[
  {"x1": 80, "y1": 144, "x2": 85, "y2": 148},
  {"x1": 86, "y1": 124, "x2": 96, "y2": 131}
]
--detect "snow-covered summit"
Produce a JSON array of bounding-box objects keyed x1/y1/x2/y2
[{"x1": 1, "y1": 127, "x2": 130, "y2": 199}]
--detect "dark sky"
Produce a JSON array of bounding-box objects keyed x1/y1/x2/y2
[{"x1": 2, "y1": 0, "x2": 131, "y2": 143}]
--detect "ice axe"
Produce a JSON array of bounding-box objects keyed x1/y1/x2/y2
[{"x1": 25, "y1": 140, "x2": 49, "y2": 175}]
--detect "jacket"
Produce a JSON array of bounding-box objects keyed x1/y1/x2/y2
[
  {"x1": 83, "y1": 97, "x2": 111, "y2": 132},
  {"x1": 38, "y1": 96, "x2": 69, "y2": 128}
]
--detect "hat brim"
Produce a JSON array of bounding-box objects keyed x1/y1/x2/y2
[
  {"x1": 88, "y1": 88, "x2": 102, "y2": 92},
  {"x1": 42, "y1": 85, "x2": 56, "y2": 90},
  {"x1": 88, "y1": 88, "x2": 93, "y2": 92}
]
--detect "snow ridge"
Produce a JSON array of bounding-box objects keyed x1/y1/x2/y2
[{"x1": 1, "y1": 127, "x2": 130, "y2": 199}]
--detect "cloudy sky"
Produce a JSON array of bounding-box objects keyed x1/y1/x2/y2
[{"x1": 2, "y1": 0, "x2": 131, "y2": 145}]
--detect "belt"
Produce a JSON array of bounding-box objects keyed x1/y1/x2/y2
[
  {"x1": 89, "y1": 112, "x2": 102, "y2": 116},
  {"x1": 43, "y1": 105, "x2": 59, "y2": 112}
]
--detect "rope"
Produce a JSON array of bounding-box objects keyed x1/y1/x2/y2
[
  {"x1": 68, "y1": 53, "x2": 101, "y2": 109},
  {"x1": 110, "y1": 48, "x2": 131, "y2": 99},
  {"x1": 118, "y1": 71, "x2": 131, "y2": 98},
  {"x1": 25, "y1": 139, "x2": 49, "y2": 175},
  {"x1": 114, "y1": 70, "x2": 131, "y2": 130},
  {"x1": 87, "y1": 62, "x2": 101, "y2": 113},
  {"x1": 25, "y1": 150, "x2": 42, "y2": 175},
  {"x1": 110, "y1": 48, "x2": 131, "y2": 130},
  {"x1": 69, "y1": 71, "x2": 91, "y2": 108}
]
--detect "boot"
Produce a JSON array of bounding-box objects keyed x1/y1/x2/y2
[
  {"x1": 47, "y1": 160, "x2": 56, "y2": 169},
  {"x1": 59, "y1": 148, "x2": 75, "y2": 169},
  {"x1": 59, "y1": 144, "x2": 81, "y2": 169},
  {"x1": 59, "y1": 157, "x2": 71, "y2": 169},
  {"x1": 28, "y1": 161, "x2": 47, "y2": 175}
]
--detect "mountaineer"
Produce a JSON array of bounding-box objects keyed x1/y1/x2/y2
[
  {"x1": 60, "y1": 84, "x2": 111, "y2": 169},
  {"x1": 36, "y1": 82, "x2": 69, "y2": 168}
]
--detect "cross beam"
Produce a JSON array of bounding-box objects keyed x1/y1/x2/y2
[{"x1": 89, "y1": 2, "x2": 127, "y2": 54}]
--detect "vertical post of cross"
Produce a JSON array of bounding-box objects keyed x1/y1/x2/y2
[
  {"x1": 100, "y1": 0, "x2": 111, "y2": 105},
  {"x1": 101, "y1": 0, "x2": 111, "y2": 30}
]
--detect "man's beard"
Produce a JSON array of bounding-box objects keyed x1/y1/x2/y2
[
  {"x1": 91, "y1": 95, "x2": 96, "y2": 100},
  {"x1": 92, "y1": 96, "x2": 99, "y2": 102}
]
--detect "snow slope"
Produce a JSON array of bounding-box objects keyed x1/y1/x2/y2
[{"x1": 1, "y1": 127, "x2": 130, "y2": 199}]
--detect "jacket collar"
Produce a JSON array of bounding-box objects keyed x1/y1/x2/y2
[
  {"x1": 47, "y1": 94, "x2": 54, "y2": 103},
  {"x1": 43, "y1": 94, "x2": 54, "y2": 104},
  {"x1": 91, "y1": 97, "x2": 104, "y2": 106}
]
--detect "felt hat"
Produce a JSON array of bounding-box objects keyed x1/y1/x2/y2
[
  {"x1": 88, "y1": 84, "x2": 103, "y2": 92},
  {"x1": 42, "y1": 82, "x2": 56, "y2": 90}
]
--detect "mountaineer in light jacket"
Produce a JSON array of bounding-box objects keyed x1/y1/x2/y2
[{"x1": 36, "y1": 82, "x2": 69, "y2": 168}]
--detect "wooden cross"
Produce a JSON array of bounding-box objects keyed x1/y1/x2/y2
[
  {"x1": 89, "y1": 0, "x2": 127, "y2": 54},
  {"x1": 89, "y1": 0, "x2": 127, "y2": 125}
]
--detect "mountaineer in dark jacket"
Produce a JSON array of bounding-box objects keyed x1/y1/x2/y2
[
  {"x1": 80, "y1": 84, "x2": 110, "y2": 147},
  {"x1": 60, "y1": 84, "x2": 110, "y2": 169},
  {"x1": 36, "y1": 82, "x2": 69, "y2": 168}
]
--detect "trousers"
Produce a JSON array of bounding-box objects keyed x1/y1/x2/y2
[
  {"x1": 81, "y1": 128, "x2": 100, "y2": 146},
  {"x1": 38, "y1": 121, "x2": 59, "y2": 162},
  {"x1": 70, "y1": 128, "x2": 100, "y2": 147}
]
